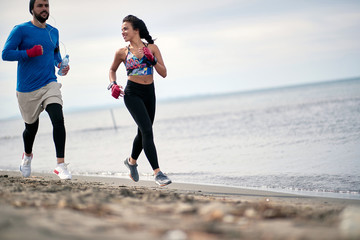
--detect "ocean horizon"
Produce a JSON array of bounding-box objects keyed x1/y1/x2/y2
[{"x1": 1, "y1": 77, "x2": 359, "y2": 122}]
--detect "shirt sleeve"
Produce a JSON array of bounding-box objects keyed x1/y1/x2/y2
[
  {"x1": 54, "y1": 46, "x2": 62, "y2": 67},
  {"x1": 54, "y1": 29, "x2": 62, "y2": 67},
  {"x1": 2, "y1": 25, "x2": 29, "y2": 61}
]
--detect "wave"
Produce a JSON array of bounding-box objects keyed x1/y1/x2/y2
[{"x1": 70, "y1": 170, "x2": 360, "y2": 199}]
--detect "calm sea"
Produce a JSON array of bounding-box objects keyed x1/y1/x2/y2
[{"x1": 1, "y1": 78, "x2": 359, "y2": 199}]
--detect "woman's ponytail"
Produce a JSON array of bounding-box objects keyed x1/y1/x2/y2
[{"x1": 141, "y1": 31, "x2": 154, "y2": 44}]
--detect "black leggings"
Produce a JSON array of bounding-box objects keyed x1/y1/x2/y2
[
  {"x1": 124, "y1": 80, "x2": 159, "y2": 170},
  {"x1": 23, "y1": 103, "x2": 66, "y2": 158}
]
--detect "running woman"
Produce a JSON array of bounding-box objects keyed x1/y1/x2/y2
[
  {"x1": 2, "y1": 0, "x2": 71, "y2": 179},
  {"x1": 108, "y1": 15, "x2": 171, "y2": 186}
]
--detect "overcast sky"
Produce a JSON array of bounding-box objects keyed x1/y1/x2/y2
[{"x1": 1, "y1": 0, "x2": 360, "y2": 119}]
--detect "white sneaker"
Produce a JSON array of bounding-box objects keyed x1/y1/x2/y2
[
  {"x1": 54, "y1": 163, "x2": 72, "y2": 180},
  {"x1": 20, "y1": 153, "x2": 32, "y2": 177}
]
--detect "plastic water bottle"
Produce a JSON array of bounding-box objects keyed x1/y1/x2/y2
[{"x1": 58, "y1": 54, "x2": 69, "y2": 76}]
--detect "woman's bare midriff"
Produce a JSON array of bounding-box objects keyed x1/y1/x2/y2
[{"x1": 128, "y1": 75, "x2": 154, "y2": 85}]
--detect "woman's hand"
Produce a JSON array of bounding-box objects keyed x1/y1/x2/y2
[
  {"x1": 140, "y1": 47, "x2": 157, "y2": 65},
  {"x1": 111, "y1": 83, "x2": 124, "y2": 99}
]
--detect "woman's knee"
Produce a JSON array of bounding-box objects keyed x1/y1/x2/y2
[{"x1": 141, "y1": 127, "x2": 154, "y2": 140}]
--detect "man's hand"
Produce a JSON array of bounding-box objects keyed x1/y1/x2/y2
[
  {"x1": 57, "y1": 64, "x2": 70, "y2": 76},
  {"x1": 26, "y1": 45, "x2": 43, "y2": 58}
]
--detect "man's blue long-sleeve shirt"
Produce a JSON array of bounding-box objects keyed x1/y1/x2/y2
[{"x1": 2, "y1": 21, "x2": 62, "y2": 92}]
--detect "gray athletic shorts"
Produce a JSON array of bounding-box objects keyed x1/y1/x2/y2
[{"x1": 16, "y1": 82, "x2": 63, "y2": 124}]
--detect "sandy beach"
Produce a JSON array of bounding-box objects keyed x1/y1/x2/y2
[{"x1": 0, "y1": 171, "x2": 359, "y2": 240}]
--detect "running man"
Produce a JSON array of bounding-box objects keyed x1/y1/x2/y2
[{"x1": 2, "y1": 0, "x2": 71, "y2": 179}]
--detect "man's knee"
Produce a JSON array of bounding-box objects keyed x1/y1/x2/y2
[
  {"x1": 24, "y1": 119, "x2": 39, "y2": 135},
  {"x1": 46, "y1": 103, "x2": 64, "y2": 127}
]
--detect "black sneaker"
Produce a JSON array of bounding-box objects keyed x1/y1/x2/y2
[
  {"x1": 155, "y1": 171, "x2": 172, "y2": 186},
  {"x1": 124, "y1": 158, "x2": 139, "y2": 182}
]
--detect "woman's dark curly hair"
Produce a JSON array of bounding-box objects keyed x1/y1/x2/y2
[{"x1": 123, "y1": 15, "x2": 154, "y2": 44}]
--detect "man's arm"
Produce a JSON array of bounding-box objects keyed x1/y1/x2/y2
[
  {"x1": 2, "y1": 26, "x2": 29, "y2": 61},
  {"x1": 54, "y1": 29, "x2": 62, "y2": 67}
]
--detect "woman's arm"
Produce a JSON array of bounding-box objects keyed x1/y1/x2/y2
[
  {"x1": 109, "y1": 48, "x2": 126, "y2": 98},
  {"x1": 150, "y1": 44, "x2": 167, "y2": 78},
  {"x1": 109, "y1": 48, "x2": 126, "y2": 83}
]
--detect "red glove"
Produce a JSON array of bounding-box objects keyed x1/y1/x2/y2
[
  {"x1": 111, "y1": 84, "x2": 121, "y2": 99},
  {"x1": 143, "y1": 47, "x2": 157, "y2": 65},
  {"x1": 26, "y1": 45, "x2": 43, "y2": 58}
]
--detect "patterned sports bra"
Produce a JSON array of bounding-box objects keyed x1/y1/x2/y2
[{"x1": 125, "y1": 43, "x2": 154, "y2": 76}]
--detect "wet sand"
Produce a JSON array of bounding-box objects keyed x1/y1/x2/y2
[{"x1": 1, "y1": 171, "x2": 359, "y2": 240}]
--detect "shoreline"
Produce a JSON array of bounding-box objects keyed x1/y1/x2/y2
[
  {"x1": 77, "y1": 173, "x2": 360, "y2": 201},
  {"x1": 57, "y1": 172, "x2": 360, "y2": 204},
  {"x1": 2, "y1": 169, "x2": 359, "y2": 201},
  {"x1": 1, "y1": 170, "x2": 360, "y2": 240}
]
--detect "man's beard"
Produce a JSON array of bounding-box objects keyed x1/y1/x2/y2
[{"x1": 34, "y1": 11, "x2": 49, "y2": 23}]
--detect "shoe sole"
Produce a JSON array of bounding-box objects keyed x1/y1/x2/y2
[
  {"x1": 54, "y1": 174, "x2": 72, "y2": 180},
  {"x1": 54, "y1": 170, "x2": 72, "y2": 180},
  {"x1": 59, "y1": 177, "x2": 72, "y2": 180},
  {"x1": 156, "y1": 181, "x2": 172, "y2": 187}
]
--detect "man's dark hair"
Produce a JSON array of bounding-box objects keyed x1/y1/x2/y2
[
  {"x1": 29, "y1": 0, "x2": 49, "y2": 14},
  {"x1": 29, "y1": 0, "x2": 36, "y2": 14}
]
